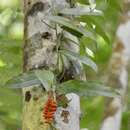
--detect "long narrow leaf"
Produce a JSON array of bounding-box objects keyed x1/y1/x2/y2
[
  {"x1": 48, "y1": 16, "x2": 93, "y2": 38},
  {"x1": 5, "y1": 72, "x2": 41, "y2": 88},
  {"x1": 60, "y1": 50, "x2": 97, "y2": 72},
  {"x1": 87, "y1": 17, "x2": 109, "y2": 43},
  {"x1": 58, "y1": 80, "x2": 120, "y2": 98},
  {"x1": 59, "y1": 6, "x2": 103, "y2": 16}
]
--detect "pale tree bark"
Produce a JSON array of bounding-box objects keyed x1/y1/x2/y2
[
  {"x1": 22, "y1": 0, "x2": 83, "y2": 130},
  {"x1": 100, "y1": 1, "x2": 130, "y2": 130}
]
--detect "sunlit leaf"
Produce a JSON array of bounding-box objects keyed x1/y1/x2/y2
[
  {"x1": 59, "y1": 6, "x2": 103, "y2": 16},
  {"x1": 89, "y1": 0, "x2": 96, "y2": 10},
  {"x1": 78, "y1": 16, "x2": 110, "y2": 44},
  {"x1": 0, "y1": 59, "x2": 6, "y2": 67},
  {"x1": 89, "y1": 17, "x2": 110, "y2": 44},
  {"x1": 8, "y1": 22, "x2": 23, "y2": 40},
  {"x1": 0, "y1": 8, "x2": 14, "y2": 26}
]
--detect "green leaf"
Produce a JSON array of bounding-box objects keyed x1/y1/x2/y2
[
  {"x1": 5, "y1": 69, "x2": 54, "y2": 91},
  {"x1": 80, "y1": 39, "x2": 86, "y2": 56},
  {"x1": 79, "y1": 16, "x2": 110, "y2": 44},
  {"x1": 60, "y1": 50, "x2": 97, "y2": 72},
  {"x1": 107, "y1": 0, "x2": 122, "y2": 11},
  {"x1": 58, "y1": 80, "x2": 120, "y2": 98},
  {"x1": 48, "y1": 16, "x2": 93, "y2": 38},
  {"x1": 5, "y1": 71, "x2": 41, "y2": 88},
  {"x1": 63, "y1": 32, "x2": 79, "y2": 45},
  {"x1": 0, "y1": 8, "x2": 14, "y2": 26},
  {"x1": 35, "y1": 69, "x2": 54, "y2": 91},
  {"x1": 59, "y1": 6, "x2": 103, "y2": 16},
  {"x1": 90, "y1": 17, "x2": 110, "y2": 44}
]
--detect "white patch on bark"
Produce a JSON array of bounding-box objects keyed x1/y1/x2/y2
[
  {"x1": 117, "y1": 20, "x2": 130, "y2": 62},
  {"x1": 28, "y1": 11, "x2": 53, "y2": 38},
  {"x1": 23, "y1": 0, "x2": 82, "y2": 129},
  {"x1": 55, "y1": 93, "x2": 81, "y2": 130}
]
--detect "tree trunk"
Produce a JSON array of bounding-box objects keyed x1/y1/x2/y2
[
  {"x1": 22, "y1": 0, "x2": 83, "y2": 130},
  {"x1": 100, "y1": 1, "x2": 130, "y2": 130}
]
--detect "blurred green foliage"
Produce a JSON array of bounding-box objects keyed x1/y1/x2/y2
[
  {"x1": 0, "y1": 0, "x2": 23, "y2": 129},
  {"x1": 0, "y1": 0, "x2": 129, "y2": 130}
]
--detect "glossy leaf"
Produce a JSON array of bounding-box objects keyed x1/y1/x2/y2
[
  {"x1": 48, "y1": 16, "x2": 93, "y2": 38},
  {"x1": 88, "y1": 17, "x2": 110, "y2": 44},
  {"x1": 58, "y1": 80, "x2": 120, "y2": 97},
  {"x1": 63, "y1": 31, "x2": 79, "y2": 45},
  {"x1": 5, "y1": 69, "x2": 55, "y2": 91},
  {"x1": 78, "y1": 16, "x2": 110, "y2": 44},
  {"x1": 60, "y1": 50, "x2": 97, "y2": 72},
  {"x1": 5, "y1": 71, "x2": 40, "y2": 88},
  {"x1": 59, "y1": 6, "x2": 103, "y2": 16}
]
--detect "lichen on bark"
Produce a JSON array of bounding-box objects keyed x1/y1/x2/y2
[{"x1": 22, "y1": 0, "x2": 82, "y2": 130}]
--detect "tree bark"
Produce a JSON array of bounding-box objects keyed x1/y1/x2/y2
[
  {"x1": 100, "y1": 1, "x2": 130, "y2": 130},
  {"x1": 22, "y1": 0, "x2": 82, "y2": 130}
]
